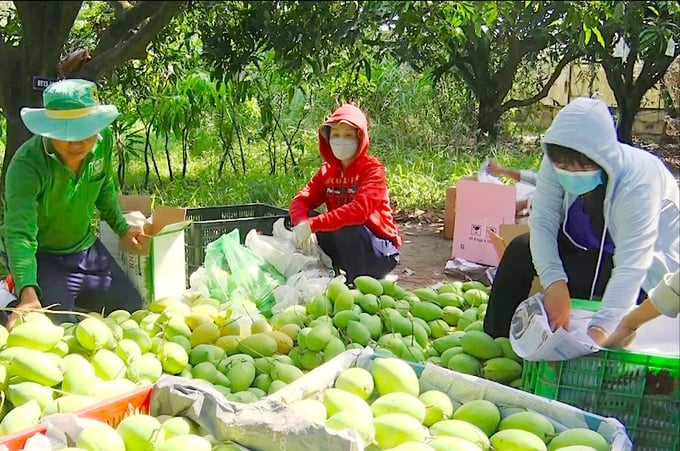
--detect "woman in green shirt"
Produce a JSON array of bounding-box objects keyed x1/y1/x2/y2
[{"x1": 1, "y1": 79, "x2": 144, "y2": 328}]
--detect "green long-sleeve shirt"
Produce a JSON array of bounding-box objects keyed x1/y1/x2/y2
[{"x1": 1, "y1": 127, "x2": 129, "y2": 296}]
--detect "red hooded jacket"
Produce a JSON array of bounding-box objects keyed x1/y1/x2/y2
[{"x1": 289, "y1": 104, "x2": 402, "y2": 248}]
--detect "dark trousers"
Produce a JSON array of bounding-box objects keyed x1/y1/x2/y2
[
  {"x1": 5, "y1": 239, "x2": 143, "y2": 324},
  {"x1": 315, "y1": 224, "x2": 400, "y2": 283},
  {"x1": 483, "y1": 231, "x2": 644, "y2": 338}
]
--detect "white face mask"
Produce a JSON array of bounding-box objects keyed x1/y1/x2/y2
[{"x1": 329, "y1": 137, "x2": 358, "y2": 161}]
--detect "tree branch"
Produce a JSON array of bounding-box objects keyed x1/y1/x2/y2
[
  {"x1": 431, "y1": 58, "x2": 455, "y2": 82},
  {"x1": 494, "y1": 34, "x2": 525, "y2": 101},
  {"x1": 0, "y1": 36, "x2": 8, "y2": 84},
  {"x1": 602, "y1": 57, "x2": 627, "y2": 108},
  {"x1": 624, "y1": 43, "x2": 638, "y2": 90},
  {"x1": 502, "y1": 50, "x2": 581, "y2": 111},
  {"x1": 14, "y1": 1, "x2": 82, "y2": 64},
  {"x1": 96, "y1": 1, "x2": 171, "y2": 56},
  {"x1": 108, "y1": 1, "x2": 133, "y2": 16},
  {"x1": 451, "y1": 55, "x2": 477, "y2": 92},
  {"x1": 0, "y1": 42, "x2": 9, "y2": 110},
  {"x1": 460, "y1": 28, "x2": 491, "y2": 87},
  {"x1": 80, "y1": 1, "x2": 184, "y2": 81},
  {"x1": 634, "y1": 57, "x2": 675, "y2": 103}
]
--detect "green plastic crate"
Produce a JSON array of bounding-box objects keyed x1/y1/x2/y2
[{"x1": 522, "y1": 300, "x2": 680, "y2": 450}]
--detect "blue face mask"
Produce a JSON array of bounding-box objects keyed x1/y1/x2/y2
[{"x1": 553, "y1": 166, "x2": 603, "y2": 195}]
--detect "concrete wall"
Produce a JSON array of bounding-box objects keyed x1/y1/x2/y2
[{"x1": 521, "y1": 61, "x2": 674, "y2": 136}]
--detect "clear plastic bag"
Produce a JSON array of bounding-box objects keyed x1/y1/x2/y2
[{"x1": 203, "y1": 229, "x2": 285, "y2": 317}]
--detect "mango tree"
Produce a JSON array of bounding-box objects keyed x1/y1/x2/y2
[
  {"x1": 0, "y1": 0, "x2": 183, "y2": 193},
  {"x1": 213, "y1": 76, "x2": 244, "y2": 177},
  {"x1": 385, "y1": 1, "x2": 583, "y2": 141},
  {"x1": 576, "y1": 1, "x2": 680, "y2": 143},
  {"x1": 156, "y1": 70, "x2": 213, "y2": 179}
]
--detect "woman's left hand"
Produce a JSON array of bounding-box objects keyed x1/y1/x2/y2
[
  {"x1": 587, "y1": 326, "x2": 609, "y2": 345},
  {"x1": 600, "y1": 324, "x2": 636, "y2": 349},
  {"x1": 124, "y1": 225, "x2": 144, "y2": 250}
]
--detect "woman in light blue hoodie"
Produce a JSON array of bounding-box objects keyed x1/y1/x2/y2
[{"x1": 484, "y1": 97, "x2": 679, "y2": 345}]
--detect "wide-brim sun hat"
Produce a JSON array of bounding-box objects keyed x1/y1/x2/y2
[{"x1": 20, "y1": 79, "x2": 120, "y2": 142}]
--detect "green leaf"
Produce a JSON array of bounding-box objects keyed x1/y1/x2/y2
[
  {"x1": 584, "y1": 26, "x2": 592, "y2": 45},
  {"x1": 592, "y1": 27, "x2": 606, "y2": 48},
  {"x1": 614, "y1": 2, "x2": 625, "y2": 21}
]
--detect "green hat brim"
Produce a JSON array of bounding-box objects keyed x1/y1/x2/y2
[{"x1": 20, "y1": 105, "x2": 120, "y2": 141}]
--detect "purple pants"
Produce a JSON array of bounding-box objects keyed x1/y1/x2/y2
[{"x1": 33, "y1": 239, "x2": 143, "y2": 322}]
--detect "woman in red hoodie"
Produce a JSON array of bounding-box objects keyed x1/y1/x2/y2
[{"x1": 289, "y1": 104, "x2": 402, "y2": 282}]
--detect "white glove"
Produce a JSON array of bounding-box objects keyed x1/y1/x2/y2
[{"x1": 293, "y1": 221, "x2": 317, "y2": 255}]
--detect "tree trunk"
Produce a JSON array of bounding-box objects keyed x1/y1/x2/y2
[
  {"x1": 602, "y1": 61, "x2": 640, "y2": 145},
  {"x1": 476, "y1": 98, "x2": 503, "y2": 142},
  {"x1": 141, "y1": 122, "x2": 162, "y2": 186},
  {"x1": 602, "y1": 52, "x2": 676, "y2": 145},
  {"x1": 616, "y1": 106, "x2": 637, "y2": 144},
  {"x1": 0, "y1": 1, "x2": 182, "y2": 194},
  {"x1": 143, "y1": 127, "x2": 151, "y2": 187},
  {"x1": 164, "y1": 132, "x2": 173, "y2": 180},
  {"x1": 0, "y1": 67, "x2": 47, "y2": 195},
  {"x1": 181, "y1": 128, "x2": 189, "y2": 178},
  {"x1": 112, "y1": 123, "x2": 127, "y2": 187},
  {"x1": 233, "y1": 115, "x2": 247, "y2": 174},
  {"x1": 2, "y1": 113, "x2": 33, "y2": 190}
]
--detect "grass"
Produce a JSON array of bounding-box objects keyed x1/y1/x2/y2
[
  {"x1": 121, "y1": 124, "x2": 543, "y2": 215},
  {"x1": 0, "y1": 111, "x2": 544, "y2": 225},
  {"x1": 0, "y1": 57, "x2": 544, "y2": 215}
]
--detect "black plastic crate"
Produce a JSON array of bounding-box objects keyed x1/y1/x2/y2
[{"x1": 185, "y1": 203, "x2": 289, "y2": 277}]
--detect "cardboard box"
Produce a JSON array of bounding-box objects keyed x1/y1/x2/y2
[
  {"x1": 451, "y1": 179, "x2": 516, "y2": 266},
  {"x1": 444, "y1": 186, "x2": 457, "y2": 240},
  {"x1": 488, "y1": 223, "x2": 543, "y2": 295},
  {"x1": 443, "y1": 176, "x2": 476, "y2": 240},
  {"x1": 99, "y1": 195, "x2": 192, "y2": 303}
]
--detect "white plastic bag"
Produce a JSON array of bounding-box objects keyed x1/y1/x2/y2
[
  {"x1": 0, "y1": 279, "x2": 16, "y2": 308},
  {"x1": 245, "y1": 228, "x2": 295, "y2": 276},
  {"x1": 245, "y1": 218, "x2": 333, "y2": 277},
  {"x1": 183, "y1": 266, "x2": 211, "y2": 301},
  {"x1": 272, "y1": 217, "x2": 294, "y2": 242},
  {"x1": 477, "y1": 160, "x2": 505, "y2": 185},
  {"x1": 287, "y1": 270, "x2": 335, "y2": 302},
  {"x1": 123, "y1": 211, "x2": 149, "y2": 228},
  {"x1": 285, "y1": 253, "x2": 321, "y2": 278},
  {"x1": 271, "y1": 285, "x2": 302, "y2": 314}
]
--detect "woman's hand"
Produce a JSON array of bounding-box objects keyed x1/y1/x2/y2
[
  {"x1": 600, "y1": 322, "x2": 636, "y2": 348},
  {"x1": 292, "y1": 221, "x2": 317, "y2": 255},
  {"x1": 600, "y1": 298, "x2": 662, "y2": 348},
  {"x1": 7, "y1": 287, "x2": 42, "y2": 331},
  {"x1": 587, "y1": 326, "x2": 609, "y2": 345},
  {"x1": 487, "y1": 160, "x2": 507, "y2": 177},
  {"x1": 544, "y1": 280, "x2": 571, "y2": 331},
  {"x1": 124, "y1": 225, "x2": 144, "y2": 250}
]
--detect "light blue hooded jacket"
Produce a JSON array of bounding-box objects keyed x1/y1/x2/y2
[{"x1": 529, "y1": 97, "x2": 679, "y2": 333}]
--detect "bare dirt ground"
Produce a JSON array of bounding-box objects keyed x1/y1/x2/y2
[{"x1": 388, "y1": 213, "x2": 457, "y2": 290}]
